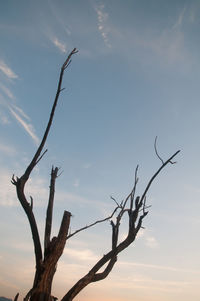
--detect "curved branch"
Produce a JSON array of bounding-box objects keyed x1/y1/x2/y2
[
  {"x1": 154, "y1": 136, "x2": 164, "y2": 164},
  {"x1": 15, "y1": 181, "x2": 43, "y2": 277},
  {"x1": 92, "y1": 256, "x2": 117, "y2": 282},
  {"x1": 12, "y1": 48, "x2": 78, "y2": 287},
  {"x1": 140, "y1": 150, "x2": 180, "y2": 205},
  {"x1": 23, "y1": 48, "x2": 78, "y2": 181}
]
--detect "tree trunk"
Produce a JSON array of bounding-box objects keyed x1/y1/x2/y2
[
  {"x1": 30, "y1": 211, "x2": 71, "y2": 301},
  {"x1": 30, "y1": 263, "x2": 56, "y2": 301}
]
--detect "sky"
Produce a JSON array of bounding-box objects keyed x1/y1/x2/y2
[{"x1": 0, "y1": 0, "x2": 200, "y2": 300}]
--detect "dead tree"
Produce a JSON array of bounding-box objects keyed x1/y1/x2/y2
[{"x1": 12, "y1": 48, "x2": 180, "y2": 301}]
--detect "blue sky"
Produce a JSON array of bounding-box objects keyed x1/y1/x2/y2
[{"x1": 0, "y1": 0, "x2": 200, "y2": 300}]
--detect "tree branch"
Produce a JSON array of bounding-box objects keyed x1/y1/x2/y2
[
  {"x1": 45, "y1": 211, "x2": 71, "y2": 262},
  {"x1": 139, "y1": 150, "x2": 180, "y2": 206},
  {"x1": 12, "y1": 48, "x2": 78, "y2": 287},
  {"x1": 44, "y1": 166, "x2": 59, "y2": 254},
  {"x1": 92, "y1": 256, "x2": 117, "y2": 282},
  {"x1": 67, "y1": 206, "x2": 120, "y2": 239},
  {"x1": 23, "y1": 48, "x2": 78, "y2": 181},
  {"x1": 15, "y1": 180, "x2": 43, "y2": 280},
  {"x1": 154, "y1": 136, "x2": 164, "y2": 164},
  {"x1": 61, "y1": 149, "x2": 180, "y2": 301},
  {"x1": 14, "y1": 293, "x2": 19, "y2": 301},
  {"x1": 130, "y1": 165, "x2": 139, "y2": 212}
]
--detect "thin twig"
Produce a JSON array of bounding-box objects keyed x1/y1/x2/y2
[
  {"x1": 130, "y1": 165, "x2": 139, "y2": 211},
  {"x1": 110, "y1": 196, "x2": 120, "y2": 207},
  {"x1": 67, "y1": 206, "x2": 120, "y2": 239},
  {"x1": 154, "y1": 136, "x2": 164, "y2": 164},
  {"x1": 140, "y1": 150, "x2": 180, "y2": 205},
  {"x1": 35, "y1": 149, "x2": 48, "y2": 165}
]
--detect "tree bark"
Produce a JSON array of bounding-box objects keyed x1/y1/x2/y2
[{"x1": 30, "y1": 211, "x2": 71, "y2": 301}]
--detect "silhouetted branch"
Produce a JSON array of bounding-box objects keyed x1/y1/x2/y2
[
  {"x1": 44, "y1": 166, "x2": 59, "y2": 254},
  {"x1": 67, "y1": 206, "x2": 120, "y2": 239},
  {"x1": 61, "y1": 149, "x2": 180, "y2": 301},
  {"x1": 92, "y1": 255, "x2": 117, "y2": 282},
  {"x1": 24, "y1": 288, "x2": 34, "y2": 301},
  {"x1": 130, "y1": 165, "x2": 139, "y2": 212},
  {"x1": 35, "y1": 149, "x2": 48, "y2": 165},
  {"x1": 30, "y1": 196, "x2": 33, "y2": 211},
  {"x1": 110, "y1": 195, "x2": 120, "y2": 207},
  {"x1": 140, "y1": 150, "x2": 180, "y2": 206},
  {"x1": 154, "y1": 136, "x2": 164, "y2": 164},
  {"x1": 23, "y1": 48, "x2": 78, "y2": 180},
  {"x1": 11, "y1": 48, "x2": 180, "y2": 301},
  {"x1": 12, "y1": 49, "x2": 78, "y2": 293},
  {"x1": 14, "y1": 293, "x2": 19, "y2": 301},
  {"x1": 49, "y1": 211, "x2": 71, "y2": 261}
]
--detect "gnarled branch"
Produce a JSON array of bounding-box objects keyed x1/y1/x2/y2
[
  {"x1": 12, "y1": 49, "x2": 78, "y2": 292},
  {"x1": 61, "y1": 149, "x2": 180, "y2": 301},
  {"x1": 11, "y1": 49, "x2": 180, "y2": 301}
]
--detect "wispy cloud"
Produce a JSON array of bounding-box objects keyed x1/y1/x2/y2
[
  {"x1": 0, "y1": 88, "x2": 12, "y2": 124},
  {"x1": 51, "y1": 36, "x2": 67, "y2": 53},
  {"x1": 137, "y1": 228, "x2": 159, "y2": 248},
  {"x1": 0, "y1": 84, "x2": 38, "y2": 145},
  {"x1": 145, "y1": 235, "x2": 159, "y2": 248},
  {"x1": 8, "y1": 105, "x2": 40, "y2": 145},
  {"x1": 0, "y1": 60, "x2": 18, "y2": 79},
  {"x1": 136, "y1": 228, "x2": 145, "y2": 239},
  {"x1": 107, "y1": 274, "x2": 192, "y2": 293},
  {"x1": 108, "y1": 6, "x2": 191, "y2": 69},
  {"x1": 119, "y1": 260, "x2": 200, "y2": 274},
  {"x1": 11, "y1": 104, "x2": 30, "y2": 120},
  {"x1": 0, "y1": 83, "x2": 15, "y2": 100},
  {"x1": 173, "y1": 6, "x2": 186, "y2": 30},
  {"x1": 95, "y1": 4, "x2": 111, "y2": 48},
  {"x1": 64, "y1": 247, "x2": 98, "y2": 262}
]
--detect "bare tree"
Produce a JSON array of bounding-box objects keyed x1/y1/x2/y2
[{"x1": 12, "y1": 49, "x2": 180, "y2": 301}]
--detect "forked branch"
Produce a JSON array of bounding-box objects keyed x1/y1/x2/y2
[
  {"x1": 11, "y1": 49, "x2": 180, "y2": 301},
  {"x1": 61, "y1": 149, "x2": 180, "y2": 301},
  {"x1": 11, "y1": 49, "x2": 78, "y2": 287}
]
